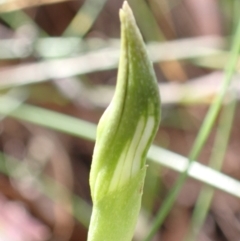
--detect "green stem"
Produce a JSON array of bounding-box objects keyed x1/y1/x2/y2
[{"x1": 185, "y1": 95, "x2": 237, "y2": 241}]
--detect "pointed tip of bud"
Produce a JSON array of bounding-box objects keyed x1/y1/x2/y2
[
  {"x1": 120, "y1": 1, "x2": 135, "y2": 25},
  {"x1": 122, "y1": 1, "x2": 130, "y2": 11},
  {"x1": 119, "y1": 8, "x2": 124, "y2": 22}
]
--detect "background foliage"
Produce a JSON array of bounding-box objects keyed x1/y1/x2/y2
[{"x1": 0, "y1": 0, "x2": 240, "y2": 241}]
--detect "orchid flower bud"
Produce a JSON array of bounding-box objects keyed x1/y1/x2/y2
[{"x1": 88, "y1": 2, "x2": 161, "y2": 241}]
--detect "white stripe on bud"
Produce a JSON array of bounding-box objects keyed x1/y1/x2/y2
[{"x1": 109, "y1": 114, "x2": 155, "y2": 193}]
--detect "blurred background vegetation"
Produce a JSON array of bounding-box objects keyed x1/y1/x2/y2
[{"x1": 0, "y1": 0, "x2": 240, "y2": 241}]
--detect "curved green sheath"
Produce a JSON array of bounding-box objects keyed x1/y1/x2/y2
[{"x1": 87, "y1": 2, "x2": 161, "y2": 241}]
